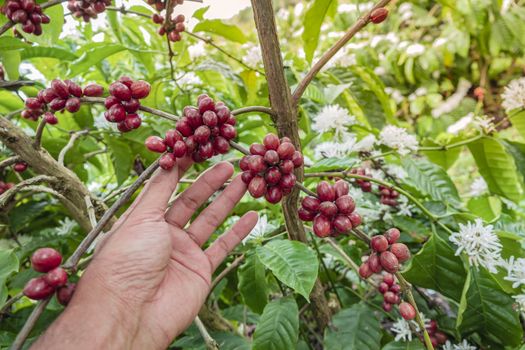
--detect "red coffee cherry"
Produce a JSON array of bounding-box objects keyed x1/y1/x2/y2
[
  {"x1": 370, "y1": 7, "x2": 388, "y2": 23},
  {"x1": 109, "y1": 82, "x2": 132, "y2": 101},
  {"x1": 370, "y1": 235, "x2": 389, "y2": 252},
  {"x1": 368, "y1": 253, "x2": 382, "y2": 273},
  {"x1": 383, "y1": 291, "x2": 397, "y2": 304},
  {"x1": 298, "y1": 207, "x2": 316, "y2": 222},
  {"x1": 333, "y1": 215, "x2": 352, "y2": 233},
  {"x1": 263, "y1": 133, "x2": 280, "y2": 150},
  {"x1": 43, "y1": 267, "x2": 68, "y2": 287},
  {"x1": 13, "y1": 161, "x2": 28, "y2": 172},
  {"x1": 277, "y1": 142, "x2": 295, "y2": 160},
  {"x1": 25, "y1": 97, "x2": 42, "y2": 110},
  {"x1": 382, "y1": 302, "x2": 392, "y2": 312},
  {"x1": 378, "y1": 282, "x2": 389, "y2": 294},
  {"x1": 348, "y1": 212, "x2": 362, "y2": 227},
  {"x1": 248, "y1": 176, "x2": 267, "y2": 198},
  {"x1": 159, "y1": 153, "x2": 176, "y2": 170},
  {"x1": 31, "y1": 247, "x2": 62, "y2": 272},
  {"x1": 379, "y1": 251, "x2": 399, "y2": 273},
  {"x1": 145, "y1": 136, "x2": 167, "y2": 153},
  {"x1": 43, "y1": 112, "x2": 58, "y2": 125},
  {"x1": 302, "y1": 196, "x2": 321, "y2": 212},
  {"x1": 319, "y1": 201, "x2": 338, "y2": 217},
  {"x1": 49, "y1": 98, "x2": 66, "y2": 111},
  {"x1": 51, "y1": 79, "x2": 69, "y2": 99},
  {"x1": 23, "y1": 277, "x2": 54, "y2": 300},
  {"x1": 383, "y1": 273, "x2": 394, "y2": 286},
  {"x1": 313, "y1": 214, "x2": 332, "y2": 238},
  {"x1": 399, "y1": 302, "x2": 416, "y2": 320},
  {"x1": 56, "y1": 283, "x2": 76, "y2": 306},
  {"x1": 390, "y1": 243, "x2": 410, "y2": 262},
  {"x1": 65, "y1": 80, "x2": 83, "y2": 97},
  {"x1": 434, "y1": 331, "x2": 448, "y2": 345},
  {"x1": 359, "y1": 261, "x2": 373, "y2": 278},
  {"x1": 335, "y1": 195, "x2": 355, "y2": 214},
  {"x1": 129, "y1": 80, "x2": 151, "y2": 99},
  {"x1": 390, "y1": 284, "x2": 401, "y2": 294},
  {"x1": 65, "y1": 97, "x2": 81, "y2": 113},
  {"x1": 83, "y1": 83, "x2": 104, "y2": 97},
  {"x1": 265, "y1": 186, "x2": 283, "y2": 204},
  {"x1": 385, "y1": 228, "x2": 400, "y2": 244},
  {"x1": 334, "y1": 180, "x2": 349, "y2": 198},
  {"x1": 317, "y1": 181, "x2": 336, "y2": 202}
]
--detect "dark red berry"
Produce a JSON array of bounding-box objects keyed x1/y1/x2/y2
[
  {"x1": 219, "y1": 124, "x2": 236, "y2": 140},
  {"x1": 65, "y1": 80, "x2": 83, "y2": 97},
  {"x1": 31, "y1": 248, "x2": 62, "y2": 273},
  {"x1": 202, "y1": 111, "x2": 218, "y2": 127},
  {"x1": 383, "y1": 273, "x2": 394, "y2": 286},
  {"x1": 198, "y1": 96, "x2": 215, "y2": 113},
  {"x1": 23, "y1": 277, "x2": 54, "y2": 300},
  {"x1": 382, "y1": 302, "x2": 392, "y2": 312},
  {"x1": 359, "y1": 262, "x2": 373, "y2": 278},
  {"x1": 43, "y1": 112, "x2": 58, "y2": 125},
  {"x1": 399, "y1": 302, "x2": 416, "y2": 320},
  {"x1": 379, "y1": 251, "x2": 399, "y2": 273},
  {"x1": 279, "y1": 173, "x2": 296, "y2": 188},
  {"x1": 265, "y1": 186, "x2": 283, "y2": 204},
  {"x1": 335, "y1": 195, "x2": 355, "y2": 214},
  {"x1": 65, "y1": 97, "x2": 81, "y2": 113},
  {"x1": 370, "y1": 7, "x2": 388, "y2": 24},
  {"x1": 313, "y1": 214, "x2": 332, "y2": 237},
  {"x1": 124, "y1": 114, "x2": 141, "y2": 129},
  {"x1": 104, "y1": 96, "x2": 120, "y2": 109},
  {"x1": 302, "y1": 196, "x2": 321, "y2": 212},
  {"x1": 371, "y1": 235, "x2": 389, "y2": 252},
  {"x1": 109, "y1": 82, "x2": 132, "y2": 101},
  {"x1": 291, "y1": 151, "x2": 303, "y2": 168},
  {"x1": 241, "y1": 171, "x2": 255, "y2": 185},
  {"x1": 13, "y1": 162, "x2": 28, "y2": 172},
  {"x1": 248, "y1": 155, "x2": 267, "y2": 173},
  {"x1": 49, "y1": 98, "x2": 66, "y2": 111},
  {"x1": 248, "y1": 176, "x2": 266, "y2": 198},
  {"x1": 334, "y1": 180, "x2": 349, "y2": 198},
  {"x1": 378, "y1": 282, "x2": 389, "y2": 294},
  {"x1": 194, "y1": 125, "x2": 211, "y2": 144},
  {"x1": 390, "y1": 243, "x2": 410, "y2": 262},
  {"x1": 56, "y1": 283, "x2": 76, "y2": 306},
  {"x1": 83, "y1": 84, "x2": 104, "y2": 97},
  {"x1": 298, "y1": 207, "x2": 316, "y2": 221},
  {"x1": 43, "y1": 267, "x2": 68, "y2": 287},
  {"x1": 145, "y1": 136, "x2": 167, "y2": 153},
  {"x1": 41, "y1": 88, "x2": 58, "y2": 103},
  {"x1": 317, "y1": 181, "x2": 336, "y2": 202},
  {"x1": 130, "y1": 80, "x2": 151, "y2": 99},
  {"x1": 279, "y1": 160, "x2": 294, "y2": 174},
  {"x1": 239, "y1": 156, "x2": 250, "y2": 171},
  {"x1": 122, "y1": 98, "x2": 140, "y2": 113},
  {"x1": 390, "y1": 284, "x2": 401, "y2": 294},
  {"x1": 277, "y1": 142, "x2": 295, "y2": 160},
  {"x1": 213, "y1": 136, "x2": 230, "y2": 154},
  {"x1": 333, "y1": 215, "x2": 352, "y2": 233},
  {"x1": 51, "y1": 79, "x2": 69, "y2": 99},
  {"x1": 164, "y1": 129, "x2": 182, "y2": 148},
  {"x1": 265, "y1": 167, "x2": 282, "y2": 185},
  {"x1": 384, "y1": 291, "x2": 397, "y2": 304},
  {"x1": 159, "y1": 153, "x2": 176, "y2": 170},
  {"x1": 385, "y1": 228, "x2": 400, "y2": 244},
  {"x1": 107, "y1": 104, "x2": 126, "y2": 122},
  {"x1": 319, "y1": 201, "x2": 338, "y2": 217},
  {"x1": 25, "y1": 97, "x2": 42, "y2": 110},
  {"x1": 349, "y1": 212, "x2": 362, "y2": 227},
  {"x1": 263, "y1": 133, "x2": 280, "y2": 150},
  {"x1": 176, "y1": 118, "x2": 193, "y2": 137},
  {"x1": 264, "y1": 150, "x2": 280, "y2": 165},
  {"x1": 172, "y1": 140, "x2": 188, "y2": 158},
  {"x1": 368, "y1": 253, "x2": 382, "y2": 273}
]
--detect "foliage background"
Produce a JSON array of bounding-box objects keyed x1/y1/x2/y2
[{"x1": 1, "y1": 0, "x2": 525, "y2": 349}]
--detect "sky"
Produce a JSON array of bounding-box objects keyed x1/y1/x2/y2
[{"x1": 177, "y1": 0, "x2": 251, "y2": 19}]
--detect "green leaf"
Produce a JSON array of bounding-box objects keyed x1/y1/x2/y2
[
  {"x1": 0, "y1": 37, "x2": 29, "y2": 50},
  {"x1": 193, "y1": 20, "x2": 247, "y2": 43},
  {"x1": 403, "y1": 233, "x2": 467, "y2": 301},
  {"x1": 256, "y1": 240, "x2": 318, "y2": 300},
  {"x1": 193, "y1": 6, "x2": 210, "y2": 20},
  {"x1": 67, "y1": 44, "x2": 127, "y2": 76},
  {"x1": 0, "y1": 50, "x2": 20, "y2": 80},
  {"x1": 252, "y1": 297, "x2": 299, "y2": 350},
  {"x1": 382, "y1": 340, "x2": 426, "y2": 350},
  {"x1": 420, "y1": 140, "x2": 461, "y2": 170},
  {"x1": 302, "y1": 0, "x2": 336, "y2": 63},
  {"x1": 468, "y1": 137, "x2": 523, "y2": 202},
  {"x1": 402, "y1": 158, "x2": 461, "y2": 207},
  {"x1": 104, "y1": 136, "x2": 134, "y2": 186},
  {"x1": 467, "y1": 195, "x2": 501, "y2": 222},
  {"x1": 0, "y1": 250, "x2": 18, "y2": 279},
  {"x1": 306, "y1": 157, "x2": 359, "y2": 172},
  {"x1": 21, "y1": 46, "x2": 78, "y2": 61},
  {"x1": 324, "y1": 303, "x2": 382, "y2": 350},
  {"x1": 238, "y1": 253, "x2": 268, "y2": 314},
  {"x1": 457, "y1": 268, "x2": 523, "y2": 347},
  {"x1": 509, "y1": 109, "x2": 525, "y2": 139},
  {"x1": 501, "y1": 139, "x2": 525, "y2": 183}
]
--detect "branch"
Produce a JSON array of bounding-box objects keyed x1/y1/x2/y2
[
  {"x1": 63, "y1": 157, "x2": 160, "y2": 270},
  {"x1": 84, "y1": 195, "x2": 97, "y2": 228},
  {"x1": 231, "y1": 106, "x2": 274, "y2": 116},
  {"x1": 194, "y1": 316, "x2": 220, "y2": 350},
  {"x1": 0, "y1": 175, "x2": 57, "y2": 208},
  {"x1": 0, "y1": 156, "x2": 21, "y2": 169},
  {"x1": 10, "y1": 299, "x2": 51, "y2": 350},
  {"x1": 0, "y1": 80, "x2": 35, "y2": 89},
  {"x1": 79, "y1": 97, "x2": 179, "y2": 122},
  {"x1": 33, "y1": 119, "x2": 47, "y2": 148},
  {"x1": 210, "y1": 254, "x2": 245, "y2": 290},
  {"x1": 0, "y1": 292, "x2": 22, "y2": 315},
  {"x1": 58, "y1": 130, "x2": 89, "y2": 166},
  {"x1": 292, "y1": 0, "x2": 392, "y2": 106}
]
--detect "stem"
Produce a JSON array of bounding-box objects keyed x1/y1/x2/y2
[
  {"x1": 0, "y1": 292, "x2": 23, "y2": 315},
  {"x1": 80, "y1": 97, "x2": 179, "y2": 121},
  {"x1": 418, "y1": 134, "x2": 483, "y2": 151},
  {"x1": 291, "y1": 0, "x2": 392, "y2": 106},
  {"x1": 231, "y1": 106, "x2": 274, "y2": 116},
  {"x1": 210, "y1": 254, "x2": 245, "y2": 290},
  {"x1": 58, "y1": 130, "x2": 89, "y2": 166},
  {"x1": 0, "y1": 156, "x2": 21, "y2": 169},
  {"x1": 63, "y1": 158, "x2": 160, "y2": 270},
  {"x1": 10, "y1": 299, "x2": 51, "y2": 350},
  {"x1": 33, "y1": 119, "x2": 47, "y2": 149},
  {"x1": 194, "y1": 316, "x2": 220, "y2": 350},
  {"x1": 84, "y1": 195, "x2": 97, "y2": 228}
]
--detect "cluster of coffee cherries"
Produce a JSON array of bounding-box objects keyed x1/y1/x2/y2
[
  {"x1": 424, "y1": 320, "x2": 448, "y2": 347},
  {"x1": 146, "y1": 95, "x2": 236, "y2": 169},
  {"x1": 13, "y1": 161, "x2": 28, "y2": 173},
  {"x1": 23, "y1": 248, "x2": 76, "y2": 306},
  {"x1": 377, "y1": 273, "x2": 404, "y2": 312},
  {"x1": 23, "y1": 79, "x2": 104, "y2": 123},
  {"x1": 67, "y1": 0, "x2": 111, "y2": 22},
  {"x1": 240, "y1": 134, "x2": 303, "y2": 204},
  {"x1": 0, "y1": 181, "x2": 14, "y2": 194},
  {"x1": 379, "y1": 185, "x2": 399, "y2": 207},
  {"x1": 359, "y1": 228, "x2": 410, "y2": 276},
  {"x1": 350, "y1": 168, "x2": 372, "y2": 192},
  {"x1": 104, "y1": 77, "x2": 151, "y2": 133},
  {"x1": 1, "y1": 0, "x2": 50, "y2": 35},
  {"x1": 370, "y1": 7, "x2": 388, "y2": 24},
  {"x1": 154, "y1": 13, "x2": 185, "y2": 42},
  {"x1": 298, "y1": 180, "x2": 361, "y2": 237}
]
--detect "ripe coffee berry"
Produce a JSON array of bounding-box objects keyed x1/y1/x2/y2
[
  {"x1": 399, "y1": 302, "x2": 416, "y2": 320},
  {"x1": 67, "y1": 0, "x2": 111, "y2": 22},
  {"x1": 83, "y1": 83, "x2": 104, "y2": 97},
  {"x1": 23, "y1": 277, "x2": 54, "y2": 300},
  {"x1": 153, "y1": 12, "x2": 186, "y2": 42},
  {"x1": 391, "y1": 243, "x2": 411, "y2": 262},
  {"x1": 1, "y1": 0, "x2": 50, "y2": 35},
  {"x1": 0, "y1": 181, "x2": 14, "y2": 195},
  {"x1": 242, "y1": 134, "x2": 302, "y2": 203},
  {"x1": 370, "y1": 7, "x2": 388, "y2": 24},
  {"x1": 43, "y1": 267, "x2": 68, "y2": 287},
  {"x1": 385, "y1": 228, "x2": 400, "y2": 244},
  {"x1": 378, "y1": 273, "x2": 402, "y2": 312},
  {"x1": 300, "y1": 180, "x2": 358, "y2": 237},
  {"x1": 105, "y1": 77, "x2": 150, "y2": 132},
  {"x1": 13, "y1": 161, "x2": 28, "y2": 173},
  {"x1": 350, "y1": 168, "x2": 372, "y2": 192},
  {"x1": 56, "y1": 282, "x2": 76, "y2": 306},
  {"x1": 30, "y1": 247, "x2": 62, "y2": 273},
  {"x1": 370, "y1": 235, "x2": 389, "y2": 252},
  {"x1": 379, "y1": 185, "x2": 399, "y2": 207}
]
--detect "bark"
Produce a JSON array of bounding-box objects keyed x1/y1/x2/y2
[{"x1": 250, "y1": 0, "x2": 331, "y2": 330}]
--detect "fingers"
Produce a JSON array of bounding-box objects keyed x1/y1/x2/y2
[
  {"x1": 186, "y1": 175, "x2": 247, "y2": 246},
  {"x1": 205, "y1": 211, "x2": 258, "y2": 271},
  {"x1": 164, "y1": 162, "x2": 234, "y2": 228}
]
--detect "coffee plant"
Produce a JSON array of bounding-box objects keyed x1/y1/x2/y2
[{"x1": 0, "y1": 0, "x2": 525, "y2": 349}]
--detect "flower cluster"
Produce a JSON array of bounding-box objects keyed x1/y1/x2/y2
[
  {"x1": 104, "y1": 77, "x2": 151, "y2": 133},
  {"x1": 1, "y1": 0, "x2": 50, "y2": 35},
  {"x1": 501, "y1": 77, "x2": 525, "y2": 112},
  {"x1": 379, "y1": 125, "x2": 418, "y2": 155},
  {"x1": 299, "y1": 180, "x2": 361, "y2": 237},
  {"x1": 241, "y1": 134, "x2": 302, "y2": 203},
  {"x1": 23, "y1": 248, "x2": 76, "y2": 305},
  {"x1": 312, "y1": 105, "x2": 356, "y2": 139}
]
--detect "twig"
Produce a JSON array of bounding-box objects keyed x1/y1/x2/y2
[
  {"x1": 186, "y1": 31, "x2": 265, "y2": 75},
  {"x1": 292, "y1": 0, "x2": 392, "y2": 105},
  {"x1": 63, "y1": 158, "x2": 160, "y2": 270},
  {"x1": 0, "y1": 175, "x2": 57, "y2": 209},
  {"x1": 0, "y1": 292, "x2": 23, "y2": 315},
  {"x1": 58, "y1": 130, "x2": 89, "y2": 166},
  {"x1": 84, "y1": 148, "x2": 107, "y2": 160},
  {"x1": 33, "y1": 119, "x2": 47, "y2": 148},
  {"x1": 194, "y1": 316, "x2": 219, "y2": 350},
  {"x1": 84, "y1": 195, "x2": 97, "y2": 228},
  {"x1": 210, "y1": 254, "x2": 245, "y2": 290},
  {"x1": 0, "y1": 156, "x2": 21, "y2": 170},
  {"x1": 80, "y1": 97, "x2": 179, "y2": 122},
  {"x1": 1, "y1": 109, "x2": 23, "y2": 120},
  {"x1": 10, "y1": 299, "x2": 51, "y2": 350},
  {"x1": 231, "y1": 106, "x2": 274, "y2": 116},
  {"x1": 0, "y1": 80, "x2": 35, "y2": 89}
]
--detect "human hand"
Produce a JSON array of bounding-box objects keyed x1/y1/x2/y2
[{"x1": 33, "y1": 160, "x2": 258, "y2": 350}]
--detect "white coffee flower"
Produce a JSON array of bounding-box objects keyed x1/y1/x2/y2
[
  {"x1": 447, "y1": 113, "x2": 474, "y2": 135},
  {"x1": 188, "y1": 41, "x2": 206, "y2": 60},
  {"x1": 178, "y1": 72, "x2": 202, "y2": 86},
  {"x1": 443, "y1": 339, "x2": 477, "y2": 350},
  {"x1": 513, "y1": 293, "x2": 525, "y2": 311},
  {"x1": 314, "y1": 134, "x2": 370, "y2": 159},
  {"x1": 312, "y1": 105, "x2": 356, "y2": 138},
  {"x1": 242, "y1": 44, "x2": 262, "y2": 67},
  {"x1": 433, "y1": 38, "x2": 448, "y2": 47},
  {"x1": 406, "y1": 43, "x2": 425, "y2": 57},
  {"x1": 449, "y1": 218, "x2": 503, "y2": 273},
  {"x1": 56, "y1": 218, "x2": 78, "y2": 236},
  {"x1": 243, "y1": 215, "x2": 276, "y2": 244},
  {"x1": 432, "y1": 79, "x2": 472, "y2": 118},
  {"x1": 379, "y1": 125, "x2": 419, "y2": 155},
  {"x1": 354, "y1": 135, "x2": 376, "y2": 152},
  {"x1": 505, "y1": 256, "x2": 525, "y2": 288},
  {"x1": 501, "y1": 77, "x2": 525, "y2": 112},
  {"x1": 469, "y1": 177, "x2": 488, "y2": 197},
  {"x1": 473, "y1": 116, "x2": 495, "y2": 133}
]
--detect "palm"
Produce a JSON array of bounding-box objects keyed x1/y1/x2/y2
[{"x1": 79, "y1": 161, "x2": 257, "y2": 348}]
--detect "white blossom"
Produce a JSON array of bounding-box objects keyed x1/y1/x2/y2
[
  {"x1": 313, "y1": 134, "x2": 371, "y2": 159},
  {"x1": 502, "y1": 0, "x2": 513, "y2": 13},
  {"x1": 398, "y1": 3, "x2": 413, "y2": 21},
  {"x1": 473, "y1": 116, "x2": 495, "y2": 134},
  {"x1": 397, "y1": 197, "x2": 414, "y2": 217},
  {"x1": 374, "y1": 67, "x2": 386, "y2": 76},
  {"x1": 443, "y1": 340, "x2": 477, "y2": 350},
  {"x1": 513, "y1": 293, "x2": 525, "y2": 311},
  {"x1": 242, "y1": 44, "x2": 262, "y2": 67},
  {"x1": 56, "y1": 218, "x2": 78, "y2": 236},
  {"x1": 447, "y1": 113, "x2": 474, "y2": 135},
  {"x1": 469, "y1": 177, "x2": 488, "y2": 197},
  {"x1": 188, "y1": 41, "x2": 206, "y2": 60},
  {"x1": 354, "y1": 135, "x2": 376, "y2": 152},
  {"x1": 501, "y1": 77, "x2": 525, "y2": 112},
  {"x1": 405, "y1": 43, "x2": 425, "y2": 57},
  {"x1": 312, "y1": 105, "x2": 356, "y2": 138},
  {"x1": 243, "y1": 215, "x2": 275, "y2": 244},
  {"x1": 293, "y1": 3, "x2": 304, "y2": 16},
  {"x1": 433, "y1": 38, "x2": 448, "y2": 47},
  {"x1": 385, "y1": 87, "x2": 404, "y2": 104},
  {"x1": 431, "y1": 79, "x2": 472, "y2": 117},
  {"x1": 504, "y1": 256, "x2": 525, "y2": 288},
  {"x1": 390, "y1": 313, "x2": 430, "y2": 342},
  {"x1": 178, "y1": 72, "x2": 202, "y2": 86},
  {"x1": 379, "y1": 125, "x2": 419, "y2": 155},
  {"x1": 449, "y1": 218, "x2": 503, "y2": 273},
  {"x1": 384, "y1": 164, "x2": 408, "y2": 180}
]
